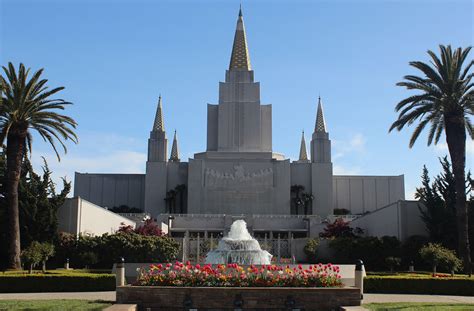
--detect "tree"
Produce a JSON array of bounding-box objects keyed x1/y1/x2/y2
[
  {"x1": 21, "y1": 241, "x2": 42, "y2": 274},
  {"x1": 389, "y1": 45, "x2": 474, "y2": 274},
  {"x1": 416, "y1": 158, "x2": 474, "y2": 259},
  {"x1": 20, "y1": 158, "x2": 71, "y2": 247},
  {"x1": 0, "y1": 63, "x2": 78, "y2": 269},
  {"x1": 419, "y1": 243, "x2": 462, "y2": 274},
  {"x1": 416, "y1": 158, "x2": 458, "y2": 250},
  {"x1": 319, "y1": 218, "x2": 363, "y2": 238},
  {"x1": 38, "y1": 242, "x2": 55, "y2": 273},
  {"x1": 291, "y1": 185, "x2": 313, "y2": 215},
  {"x1": 0, "y1": 153, "x2": 71, "y2": 268}
]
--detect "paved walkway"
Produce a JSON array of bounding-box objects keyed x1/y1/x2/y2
[
  {"x1": 0, "y1": 292, "x2": 473, "y2": 304},
  {"x1": 363, "y1": 293, "x2": 474, "y2": 304}
]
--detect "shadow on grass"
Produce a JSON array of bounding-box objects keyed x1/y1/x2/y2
[{"x1": 0, "y1": 299, "x2": 112, "y2": 311}]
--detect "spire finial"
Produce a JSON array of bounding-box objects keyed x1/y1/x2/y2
[
  {"x1": 298, "y1": 130, "x2": 309, "y2": 162},
  {"x1": 315, "y1": 97, "x2": 327, "y2": 133},
  {"x1": 152, "y1": 95, "x2": 165, "y2": 132},
  {"x1": 229, "y1": 5, "x2": 251, "y2": 70},
  {"x1": 170, "y1": 129, "x2": 180, "y2": 162}
]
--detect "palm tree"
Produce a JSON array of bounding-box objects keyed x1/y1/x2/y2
[
  {"x1": 0, "y1": 63, "x2": 77, "y2": 269},
  {"x1": 389, "y1": 45, "x2": 473, "y2": 274}
]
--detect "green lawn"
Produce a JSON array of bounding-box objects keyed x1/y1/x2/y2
[
  {"x1": 364, "y1": 302, "x2": 474, "y2": 310},
  {"x1": 0, "y1": 300, "x2": 112, "y2": 311}
]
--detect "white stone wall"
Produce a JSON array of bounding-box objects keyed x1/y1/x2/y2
[
  {"x1": 187, "y1": 158, "x2": 290, "y2": 215},
  {"x1": 74, "y1": 173, "x2": 145, "y2": 210},
  {"x1": 58, "y1": 197, "x2": 136, "y2": 236},
  {"x1": 332, "y1": 175, "x2": 405, "y2": 214},
  {"x1": 349, "y1": 200, "x2": 427, "y2": 241}
]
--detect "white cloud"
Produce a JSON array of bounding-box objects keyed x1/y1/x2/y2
[
  {"x1": 333, "y1": 133, "x2": 367, "y2": 160},
  {"x1": 28, "y1": 131, "x2": 147, "y2": 195},
  {"x1": 333, "y1": 165, "x2": 362, "y2": 175},
  {"x1": 433, "y1": 139, "x2": 474, "y2": 156}
]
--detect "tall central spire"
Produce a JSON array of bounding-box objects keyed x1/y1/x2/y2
[
  {"x1": 153, "y1": 95, "x2": 165, "y2": 132},
  {"x1": 229, "y1": 6, "x2": 252, "y2": 70},
  {"x1": 315, "y1": 97, "x2": 327, "y2": 133}
]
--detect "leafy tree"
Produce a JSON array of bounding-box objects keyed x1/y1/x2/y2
[
  {"x1": 319, "y1": 219, "x2": 363, "y2": 238},
  {"x1": 21, "y1": 241, "x2": 42, "y2": 274},
  {"x1": 389, "y1": 45, "x2": 473, "y2": 274},
  {"x1": 290, "y1": 185, "x2": 314, "y2": 215},
  {"x1": 385, "y1": 256, "x2": 401, "y2": 273},
  {"x1": 38, "y1": 242, "x2": 55, "y2": 273},
  {"x1": 118, "y1": 219, "x2": 163, "y2": 236},
  {"x1": 419, "y1": 243, "x2": 463, "y2": 274},
  {"x1": 0, "y1": 63, "x2": 77, "y2": 269}
]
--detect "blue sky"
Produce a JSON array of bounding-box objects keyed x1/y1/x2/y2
[{"x1": 1, "y1": 0, "x2": 473, "y2": 199}]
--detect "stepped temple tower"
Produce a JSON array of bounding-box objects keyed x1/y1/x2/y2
[{"x1": 73, "y1": 8, "x2": 405, "y2": 237}]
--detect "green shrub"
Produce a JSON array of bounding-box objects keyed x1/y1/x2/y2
[
  {"x1": 385, "y1": 257, "x2": 401, "y2": 272},
  {"x1": 303, "y1": 238, "x2": 320, "y2": 262},
  {"x1": 419, "y1": 243, "x2": 462, "y2": 273},
  {"x1": 54, "y1": 232, "x2": 180, "y2": 268},
  {"x1": 401, "y1": 235, "x2": 430, "y2": 270},
  {"x1": 78, "y1": 251, "x2": 99, "y2": 269},
  {"x1": 365, "y1": 275, "x2": 474, "y2": 296},
  {"x1": 0, "y1": 273, "x2": 115, "y2": 293},
  {"x1": 328, "y1": 236, "x2": 401, "y2": 270},
  {"x1": 21, "y1": 243, "x2": 43, "y2": 273}
]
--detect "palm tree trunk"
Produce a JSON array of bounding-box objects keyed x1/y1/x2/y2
[
  {"x1": 445, "y1": 118, "x2": 472, "y2": 275},
  {"x1": 6, "y1": 130, "x2": 26, "y2": 270}
]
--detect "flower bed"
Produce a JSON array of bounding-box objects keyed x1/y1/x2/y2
[{"x1": 135, "y1": 261, "x2": 343, "y2": 287}]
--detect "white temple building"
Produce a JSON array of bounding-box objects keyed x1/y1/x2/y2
[{"x1": 65, "y1": 9, "x2": 425, "y2": 240}]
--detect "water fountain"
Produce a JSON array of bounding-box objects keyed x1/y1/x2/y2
[{"x1": 205, "y1": 219, "x2": 272, "y2": 265}]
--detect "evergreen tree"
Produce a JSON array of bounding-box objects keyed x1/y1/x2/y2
[
  {"x1": 0, "y1": 153, "x2": 70, "y2": 268},
  {"x1": 416, "y1": 157, "x2": 473, "y2": 258}
]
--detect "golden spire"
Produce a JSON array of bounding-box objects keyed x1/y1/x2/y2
[
  {"x1": 299, "y1": 130, "x2": 309, "y2": 162},
  {"x1": 315, "y1": 96, "x2": 327, "y2": 133},
  {"x1": 169, "y1": 130, "x2": 180, "y2": 162},
  {"x1": 229, "y1": 6, "x2": 252, "y2": 70},
  {"x1": 153, "y1": 94, "x2": 165, "y2": 132}
]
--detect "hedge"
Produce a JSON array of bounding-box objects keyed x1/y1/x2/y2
[
  {"x1": 365, "y1": 276, "x2": 474, "y2": 296},
  {"x1": 54, "y1": 232, "x2": 180, "y2": 269},
  {"x1": 0, "y1": 273, "x2": 115, "y2": 293}
]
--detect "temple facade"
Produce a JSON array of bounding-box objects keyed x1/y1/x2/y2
[{"x1": 73, "y1": 9, "x2": 407, "y2": 238}]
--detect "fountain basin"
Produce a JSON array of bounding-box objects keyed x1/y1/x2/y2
[
  {"x1": 205, "y1": 219, "x2": 272, "y2": 265},
  {"x1": 117, "y1": 285, "x2": 362, "y2": 310}
]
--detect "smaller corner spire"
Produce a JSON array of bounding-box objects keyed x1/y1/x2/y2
[
  {"x1": 298, "y1": 130, "x2": 309, "y2": 162},
  {"x1": 152, "y1": 95, "x2": 165, "y2": 132},
  {"x1": 169, "y1": 130, "x2": 180, "y2": 162},
  {"x1": 315, "y1": 97, "x2": 327, "y2": 133}
]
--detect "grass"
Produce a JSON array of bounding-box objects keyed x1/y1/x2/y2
[
  {"x1": 364, "y1": 302, "x2": 474, "y2": 310},
  {"x1": 0, "y1": 300, "x2": 112, "y2": 311},
  {"x1": 366, "y1": 271, "x2": 471, "y2": 278}
]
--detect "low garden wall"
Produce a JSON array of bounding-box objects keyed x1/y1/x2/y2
[
  {"x1": 115, "y1": 263, "x2": 357, "y2": 286},
  {"x1": 116, "y1": 286, "x2": 361, "y2": 310}
]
